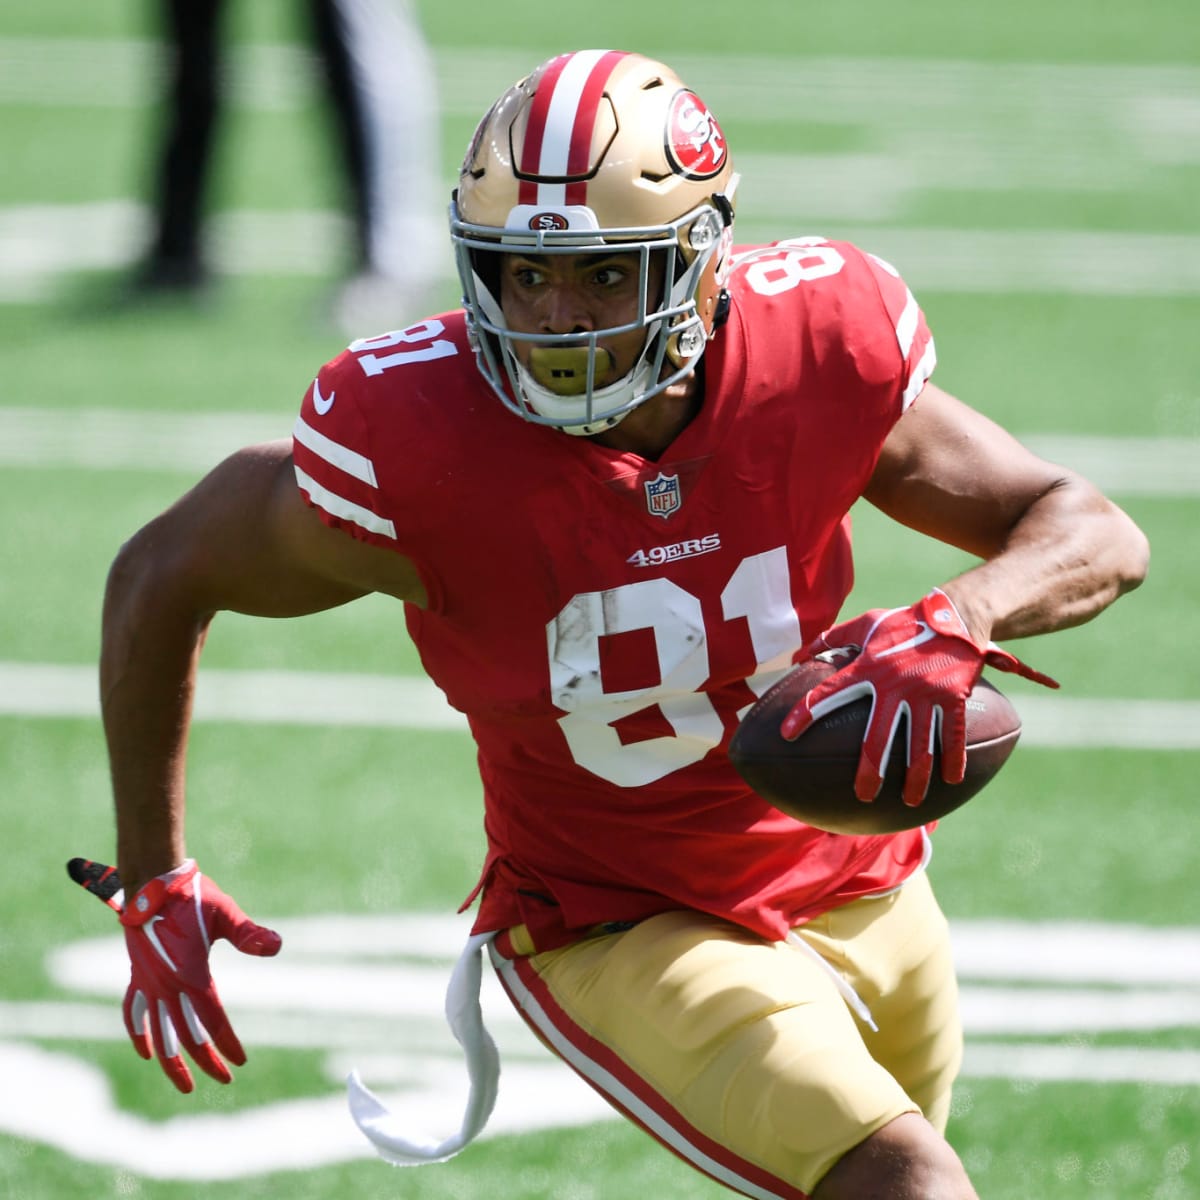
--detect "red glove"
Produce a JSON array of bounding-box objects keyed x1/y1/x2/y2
[
  {"x1": 119, "y1": 859, "x2": 281, "y2": 1093},
  {"x1": 780, "y1": 588, "x2": 1058, "y2": 807}
]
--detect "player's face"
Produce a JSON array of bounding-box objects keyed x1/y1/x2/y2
[{"x1": 498, "y1": 250, "x2": 666, "y2": 388}]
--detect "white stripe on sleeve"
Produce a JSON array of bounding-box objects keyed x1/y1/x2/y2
[
  {"x1": 294, "y1": 465, "x2": 397, "y2": 540},
  {"x1": 293, "y1": 415, "x2": 379, "y2": 487},
  {"x1": 895, "y1": 288, "x2": 920, "y2": 357},
  {"x1": 902, "y1": 338, "x2": 938, "y2": 409}
]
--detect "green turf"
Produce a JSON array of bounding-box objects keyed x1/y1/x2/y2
[
  {"x1": 846, "y1": 495, "x2": 1186, "y2": 695},
  {"x1": 2, "y1": 0, "x2": 1198, "y2": 1197},
  {"x1": 2, "y1": 1085, "x2": 1197, "y2": 1200},
  {"x1": 929, "y1": 748, "x2": 1199, "y2": 923}
]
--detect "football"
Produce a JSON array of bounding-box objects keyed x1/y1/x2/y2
[{"x1": 729, "y1": 650, "x2": 1022, "y2": 835}]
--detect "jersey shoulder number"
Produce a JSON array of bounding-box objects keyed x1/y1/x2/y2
[
  {"x1": 292, "y1": 317, "x2": 466, "y2": 549},
  {"x1": 731, "y1": 237, "x2": 936, "y2": 411}
]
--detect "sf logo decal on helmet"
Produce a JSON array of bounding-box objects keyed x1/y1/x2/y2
[
  {"x1": 665, "y1": 91, "x2": 727, "y2": 180},
  {"x1": 529, "y1": 212, "x2": 570, "y2": 232}
]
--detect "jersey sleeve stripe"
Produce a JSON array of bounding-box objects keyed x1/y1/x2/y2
[
  {"x1": 293, "y1": 415, "x2": 379, "y2": 487},
  {"x1": 294, "y1": 465, "x2": 397, "y2": 540},
  {"x1": 901, "y1": 339, "x2": 938, "y2": 410},
  {"x1": 895, "y1": 288, "x2": 920, "y2": 358}
]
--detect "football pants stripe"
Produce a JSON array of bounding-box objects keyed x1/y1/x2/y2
[{"x1": 489, "y1": 937, "x2": 811, "y2": 1200}]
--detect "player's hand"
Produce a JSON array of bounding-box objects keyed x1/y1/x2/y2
[
  {"x1": 780, "y1": 589, "x2": 1058, "y2": 806},
  {"x1": 118, "y1": 859, "x2": 282, "y2": 1093}
]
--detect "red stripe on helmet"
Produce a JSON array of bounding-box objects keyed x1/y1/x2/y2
[
  {"x1": 564, "y1": 50, "x2": 629, "y2": 205},
  {"x1": 518, "y1": 54, "x2": 572, "y2": 205},
  {"x1": 519, "y1": 51, "x2": 631, "y2": 208}
]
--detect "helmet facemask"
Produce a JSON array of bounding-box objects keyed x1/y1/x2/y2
[{"x1": 451, "y1": 199, "x2": 733, "y2": 435}]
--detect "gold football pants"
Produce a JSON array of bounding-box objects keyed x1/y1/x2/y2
[{"x1": 490, "y1": 871, "x2": 962, "y2": 1197}]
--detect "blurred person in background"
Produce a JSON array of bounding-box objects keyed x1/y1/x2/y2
[{"x1": 132, "y1": 0, "x2": 442, "y2": 330}]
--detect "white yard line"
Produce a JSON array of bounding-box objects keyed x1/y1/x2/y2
[
  {"x1": 6, "y1": 1002, "x2": 1196, "y2": 1085},
  {"x1": 963, "y1": 1043, "x2": 1200, "y2": 1087},
  {"x1": 0, "y1": 201, "x2": 352, "y2": 301},
  {"x1": 0, "y1": 406, "x2": 1193, "y2": 497},
  {"x1": 0, "y1": 405, "x2": 290, "y2": 472},
  {"x1": 2, "y1": 42, "x2": 1199, "y2": 296},
  {"x1": 5, "y1": 198, "x2": 1200, "y2": 298},
  {"x1": 0, "y1": 913, "x2": 1195, "y2": 1181},
  {"x1": 4, "y1": 37, "x2": 1199, "y2": 133},
  {"x1": 2, "y1": 660, "x2": 1197, "y2": 749},
  {"x1": 0, "y1": 662, "x2": 467, "y2": 730}
]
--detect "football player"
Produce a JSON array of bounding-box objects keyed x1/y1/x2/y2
[{"x1": 98, "y1": 50, "x2": 1148, "y2": 1199}]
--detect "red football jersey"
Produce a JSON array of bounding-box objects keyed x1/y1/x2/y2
[{"x1": 292, "y1": 238, "x2": 938, "y2": 950}]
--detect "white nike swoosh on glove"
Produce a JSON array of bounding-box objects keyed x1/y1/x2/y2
[
  {"x1": 875, "y1": 620, "x2": 937, "y2": 658},
  {"x1": 143, "y1": 914, "x2": 179, "y2": 971}
]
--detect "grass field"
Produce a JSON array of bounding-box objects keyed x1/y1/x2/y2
[{"x1": 2, "y1": 2, "x2": 1198, "y2": 1197}]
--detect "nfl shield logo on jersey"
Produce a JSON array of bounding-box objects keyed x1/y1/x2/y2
[{"x1": 644, "y1": 471, "x2": 682, "y2": 518}]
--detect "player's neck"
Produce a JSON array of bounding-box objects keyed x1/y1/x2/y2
[{"x1": 588, "y1": 371, "x2": 702, "y2": 460}]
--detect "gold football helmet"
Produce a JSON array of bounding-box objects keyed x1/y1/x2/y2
[{"x1": 450, "y1": 50, "x2": 739, "y2": 435}]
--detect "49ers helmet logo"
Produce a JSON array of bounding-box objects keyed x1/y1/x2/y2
[
  {"x1": 529, "y1": 212, "x2": 570, "y2": 231},
  {"x1": 664, "y1": 90, "x2": 727, "y2": 179}
]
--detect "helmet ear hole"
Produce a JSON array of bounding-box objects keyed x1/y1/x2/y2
[{"x1": 470, "y1": 247, "x2": 502, "y2": 308}]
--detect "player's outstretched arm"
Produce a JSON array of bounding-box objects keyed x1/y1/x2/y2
[
  {"x1": 100, "y1": 440, "x2": 425, "y2": 1086},
  {"x1": 791, "y1": 382, "x2": 1149, "y2": 805},
  {"x1": 102, "y1": 439, "x2": 425, "y2": 893},
  {"x1": 862, "y1": 382, "x2": 1149, "y2": 647}
]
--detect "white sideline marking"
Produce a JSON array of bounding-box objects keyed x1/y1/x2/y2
[
  {"x1": 0, "y1": 406, "x2": 1194, "y2": 498},
  {"x1": 1, "y1": 660, "x2": 1198, "y2": 747}
]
